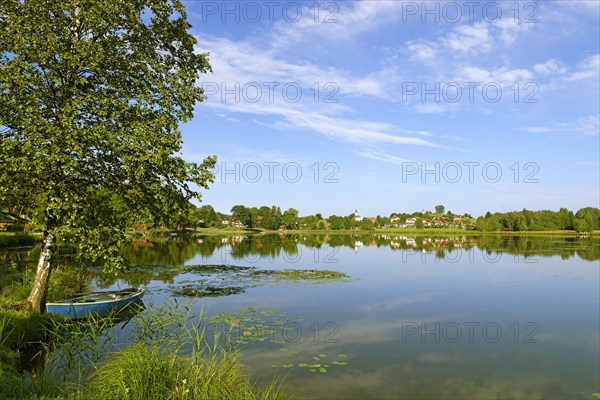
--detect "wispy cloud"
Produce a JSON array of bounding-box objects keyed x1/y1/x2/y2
[
  {"x1": 355, "y1": 150, "x2": 413, "y2": 165},
  {"x1": 444, "y1": 22, "x2": 493, "y2": 55},
  {"x1": 533, "y1": 59, "x2": 567, "y2": 75},
  {"x1": 195, "y1": 34, "x2": 452, "y2": 148},
  {"x1": 566, "y1": 54, "x2": 600, "y2": 81},
  {"x1": 271, "y1": 0, "x2": 403, "y2": 46},
  {"x1": 518, "y1": 115, "x2": 600, "y2": 137}
]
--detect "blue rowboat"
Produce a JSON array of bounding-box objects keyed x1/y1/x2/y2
[{"x1": 46, "y1": 288, "x2": 145, "y2": 319}]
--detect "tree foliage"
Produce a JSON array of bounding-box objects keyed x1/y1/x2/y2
[
  {"x1": 0, "y1": 0, "x2": 216, "y2": 311},
  {"x1": 476, "y1": 208, "x2": 598, "y2": 232}
]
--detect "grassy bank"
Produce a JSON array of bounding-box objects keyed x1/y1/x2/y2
[
  {"x1": 126, "y1": 227, "x2": 600, "y2": 237},
  {"x1": 0, "y1": 304, "x2": 287, "y2": 399},
  {"x1": 0, "y1": 233, "x2": 39, "y2": 248},
  {"x1": 0, "y1": 263, "x2": 287, "y2": 399},
  {"x1": 232, "y1": 228, "x2": 597, "y2": 237}
]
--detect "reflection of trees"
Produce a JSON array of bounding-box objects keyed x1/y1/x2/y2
[
  {"x1": 190, "y1": 234, "x2": 600, "y2": 261},
  {"x1": 94, "y1": 267, "x2": 179, "y2": 288},
  {"x1": 0, "y1": 244, "x2": 41, "y2": 266},
  {"x1": 122, "y1": 238, "x2": 200, "y2": 266},
  {"x1": 0, "y1": 244, "x2": 83, "y2": 271},
  {"x1": 474, "y1": 236, "x2": 600, "y2": 260},
  {"x1": 7, "y1": 234, "x2": 599, "y2": 289}
]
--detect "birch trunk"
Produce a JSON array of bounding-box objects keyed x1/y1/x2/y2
[{"x1": 26, "y1": 232, "x2": 56, "y2": 314}]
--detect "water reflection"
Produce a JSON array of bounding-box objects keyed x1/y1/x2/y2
[
  {"x1": 4, "y1": 234, "x2": 596, "y2": 270},
  {"x1": 2, "y1": 234, "x2": 598, "y2": 399},
  {"x1": 118, "y1": 234, "x2": 600, "y2": 266}
]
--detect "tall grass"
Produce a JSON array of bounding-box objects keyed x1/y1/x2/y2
[
  {"x1": 85, "y1": 304, "x2": 287, "y2": 400},
  {"x1": 86, "y1": 339, "x2": 285, "y2": 400},
  {"x1": 0, "y1": 315, "x2": 26, "y2": 399},
  {"x1": 0, "y1": 264, "x2": 90, "y2": 313},
  {"x1": 4, "y1": 302, "x2": 287, "y2": 400}
]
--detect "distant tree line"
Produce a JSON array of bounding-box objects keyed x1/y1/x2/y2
[
  {"x1": 3, "y1": 198, "x2": 598, "y2": 233},
  {"x1": 188, "y1": 204, "x2": 299, "y2": 230},
  {"x1": 476, "y1": 207, "x2": 600, "y2": 232},
  {"x1": 172, "y1": 205, "x2": 599, "y2": 233}
]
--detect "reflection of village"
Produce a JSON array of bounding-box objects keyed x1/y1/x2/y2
[
  {"x1": 384, "y1": 213, "x2": 473, "y2": 229},
  {"x1": 195, "y1": 233, "x2": 478, "y2": 253},
  {"x1": 353, "y1": 235, "x2": 478, "y2": 252},
  {"x1": 84, "y1": 234, "x2": 600, "y2": 276}
]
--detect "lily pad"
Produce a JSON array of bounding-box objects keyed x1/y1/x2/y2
[{"x1": 332, "y1": 361, "x2": 348, "y2": 366}]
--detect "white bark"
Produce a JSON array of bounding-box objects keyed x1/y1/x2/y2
[{"x1": 26, "y1": 232, "x2": 56, "y2": 314}]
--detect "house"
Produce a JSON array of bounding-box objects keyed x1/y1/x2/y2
[
  {"x1": 0, "y1": 212, "x2": 28, "y2": 231},
  {"x1": 0, "y1": 212, "x2": 15, "y2": 231},
  {"x1": 405, "y1": 218, "x2": 416, "y2": 227},
  {"x1": 132, "y1": 223, "x2": 155, "y2": 233}
]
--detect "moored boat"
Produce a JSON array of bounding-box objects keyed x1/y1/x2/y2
[{"x1": 46, "y1": 288, "x2": 144, "y2": 319}]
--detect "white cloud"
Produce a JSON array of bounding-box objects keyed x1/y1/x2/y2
[
  {"x1": 355, "y1": 150, "x2": 413, "y2": 165},
  {"x1": 195, "y1": 34, "x2": 455, "y2": 149},
  {"x1": 406, "y1": 41, "x2": 437, "y2": 64},
  {"x1": 454, "y1": 66, "x2": 533, "y2": 87},
  {"x1": 518, "y1": 115, "x2": 600, "y2": 137},
  {"x1": 533, "y1": 59, "x2": 567, "y2": 75},
  {"x1": 273, "y1": 0, "x2": 403, "y2": 42},
  {"x1": 557, "y1": 0, "x2": 600, "y2": 13},
  {"x1": 494, "y1": 16, "x2": 536, "y2": 46},
  {"x1": 198, "y1": 35, "x2": 389, "y2": 100},
  {"x1": 567, "y1": 54, "x2": 600, "y2": 81},
  {"x1": 444, "y1": 22, "x2": 493, "y2": 54},
  {"x1": 280, "y1": 109, "x2": 441, "y2": 147}
]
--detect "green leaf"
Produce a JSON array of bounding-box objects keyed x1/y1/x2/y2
[{"x1": 0, "y1": 0, "x2": 215, "y2": 312}]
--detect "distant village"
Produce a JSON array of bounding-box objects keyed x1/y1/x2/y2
[
  {"x1": 208, "y1": 207, "x2": 477, "y2": 231},
  {"x1": 351, "y1": 210, "x2": 475, "y2": 229},
  {"x1": 3, "y1": 204, "x2": 598, "y2": 233}
]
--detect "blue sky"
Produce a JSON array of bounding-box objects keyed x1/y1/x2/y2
[{"x1": 180, "y1": 0, "x2": 599, "y2": 217}]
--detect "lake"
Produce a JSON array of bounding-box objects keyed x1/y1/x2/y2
[{"x1": 4, "y1": 234, "x2": 599, "y2": 399}]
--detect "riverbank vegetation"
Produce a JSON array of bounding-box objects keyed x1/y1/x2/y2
[
  {"x1": 0, "y1": 299, "x2": 287, "y2": 399},
  {"x1": 167, "y1": 205, "x2": 600, "y2": 233},
  {"x1": 4, "y1": 205, "x2": 598, "y2": 239}
]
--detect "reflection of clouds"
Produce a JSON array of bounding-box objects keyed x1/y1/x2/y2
[
  {"x1": 235, "y1": 317, "x2": 598, "y2": 399},
  {"x1": 338, "y1": 316, "x2": 449, "y2": 345},
  {"x1": 416, "y1": 351, "x2": 462, "y2": 366},
  {"x1": 535, "y1": 331, "x2": 600, "y2": 352},
  {"x1": 242, "y1": 346, "x2": 585, "y2": 399},
  {"x1": 357, "y1": 293, "x2": 432, "y2": 313}
]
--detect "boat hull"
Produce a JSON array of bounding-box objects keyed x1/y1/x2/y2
[{"x1": 46, "y1": 288, "x2": 144, "y2": 319}]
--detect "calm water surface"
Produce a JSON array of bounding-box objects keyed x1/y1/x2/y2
[{"x1": 5, "y1": 234, "x2": 600, "y2": 399}]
